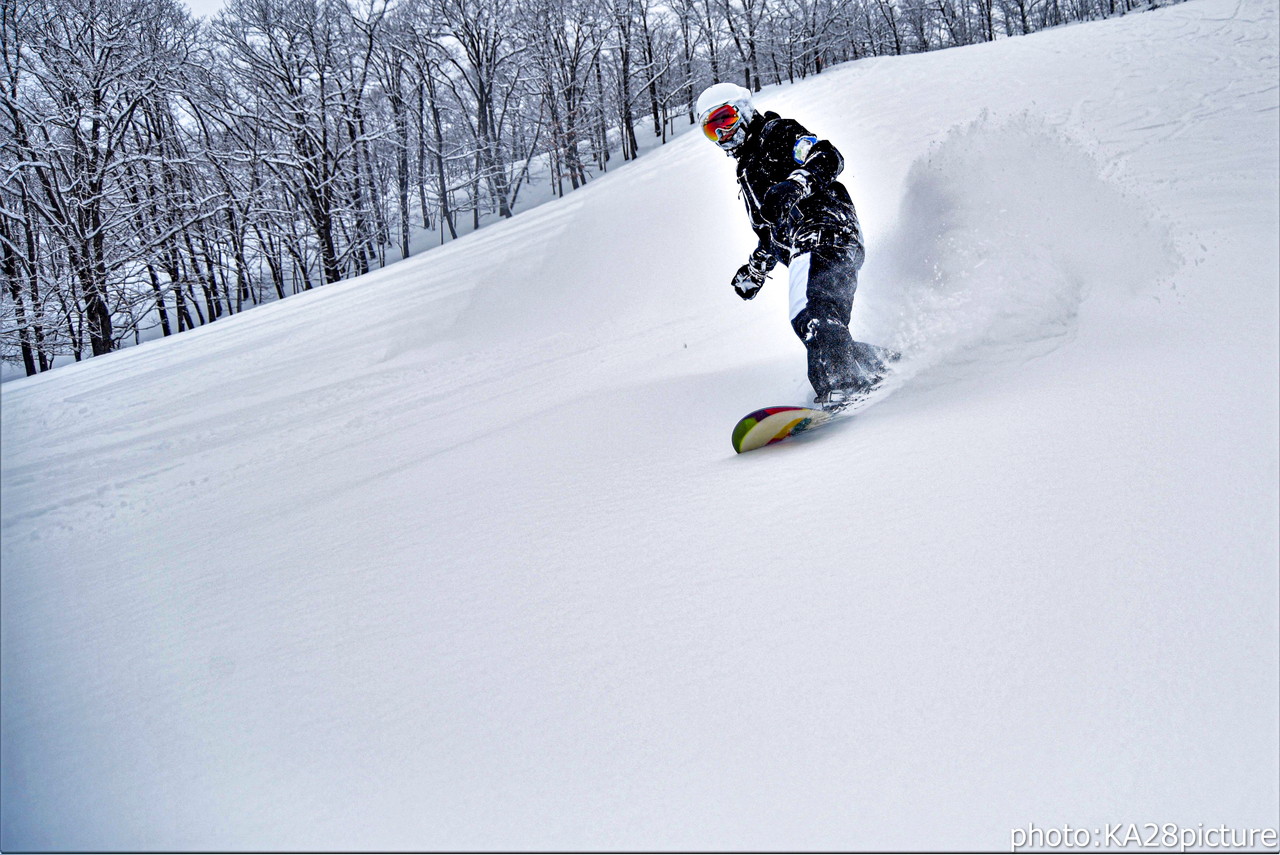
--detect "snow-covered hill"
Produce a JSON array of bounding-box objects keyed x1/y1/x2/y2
[{"x1": 3, "y1": 0, "x2": 1277, "y2": 849}]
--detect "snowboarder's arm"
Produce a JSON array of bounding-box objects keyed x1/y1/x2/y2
[
  {"x1": 791, "y1": 134, "x2": 843, "y2": 191},
  {"x1": 758, "y1": 119, "x2": 845, "y2": 222},
  {"x1": 751, "y1": 225, "x2": 777, "y2": 265},
  {"x1": 773, "y1": 118, "x2": 843, "y2": 189}
]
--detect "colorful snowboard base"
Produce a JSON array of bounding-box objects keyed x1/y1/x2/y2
[{"x1": 731, "y1": 405, "x2": 841, "y2": 453}]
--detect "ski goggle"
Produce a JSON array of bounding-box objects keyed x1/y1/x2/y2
[{"x1": 702, "y1": 104, "x2": 742, "y2": 143}]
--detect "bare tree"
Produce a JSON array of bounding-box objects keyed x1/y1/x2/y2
[{"x1": 2, "y1": 0, "x2": 196, "y2": 357}]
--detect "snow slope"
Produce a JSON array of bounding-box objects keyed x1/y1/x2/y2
[{"x1": 3, "y1": 0, "x2": 1277, "y2": 848}]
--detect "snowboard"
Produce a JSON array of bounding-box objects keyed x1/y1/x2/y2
[
  {"x1": 733, "y1": 347, "x2": 904, "y2": 453},
  {"x1": 731, "y1": 405, "x2": 843, "y2": 453},
  {"x1": 731, "y1": 377, "x2": 898, "y2": 453}
]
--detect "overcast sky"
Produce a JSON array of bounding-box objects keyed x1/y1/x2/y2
[{"x1": 184, "y1": 0, "x2": 225, "y2": 19}]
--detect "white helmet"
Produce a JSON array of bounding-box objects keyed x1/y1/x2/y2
[{"x1": 695, "y1": 82, "x2": 756, "y2": 152}]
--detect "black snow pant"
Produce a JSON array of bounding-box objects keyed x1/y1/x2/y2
[{"x1": 787, "y1": 241, "x2": 893, "y2": 398}]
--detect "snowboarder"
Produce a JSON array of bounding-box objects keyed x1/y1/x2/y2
[{"x1": 696, "y1": 82, "x2": 894, "y2": 409}]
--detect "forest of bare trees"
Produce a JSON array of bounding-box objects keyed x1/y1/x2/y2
[{"x1": 1, "y1": 0, "x2": 1158, "y2": 374}]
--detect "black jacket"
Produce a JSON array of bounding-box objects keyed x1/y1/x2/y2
[{"x1": 734, "y1": 111, "x2": 861, "y2": 265}]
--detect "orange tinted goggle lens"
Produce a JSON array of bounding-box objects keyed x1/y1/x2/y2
[{"x1": 702, "y1": 104, "x2": 741, "y2": 141}]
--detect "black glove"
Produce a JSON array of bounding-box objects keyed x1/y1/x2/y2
[
  {"x1": 731, "y1": 264, "x2": 763, "y2": 300},
  {"x1": 760, "y1": 171, "x2": 812, "y2": 224},
  {"x1": 730, "y1": 247, "x2": 775, "y2": 300}
]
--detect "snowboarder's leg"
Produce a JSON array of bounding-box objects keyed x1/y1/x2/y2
[{"x1": 788, "y1": 243, "x2": 892, "y2": 400}]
